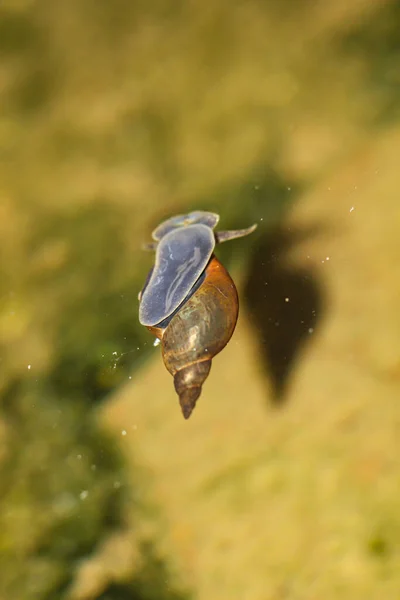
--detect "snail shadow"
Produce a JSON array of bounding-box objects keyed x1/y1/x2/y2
[
  {"x1": 243, "y1": 225, "x2": 325, "y2": 406},
  {"x1": 96, "y1": 541, "x2": 190, "y2": 600}
]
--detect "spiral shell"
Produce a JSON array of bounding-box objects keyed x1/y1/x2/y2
[{"x1": 157, "y1": 256, "x2": 238, "y2": 417}]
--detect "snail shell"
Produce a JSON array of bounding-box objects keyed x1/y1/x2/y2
[
  {"x1": 139, "y1": 211, "x2": 256, "y2": 419},
  {"x1": 150, "y1": 255, "x2": 238, "y2": 418}
]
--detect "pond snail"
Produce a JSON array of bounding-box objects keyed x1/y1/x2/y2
[{"x1": 138, "y1": 211, "x2": 257, "y2": 419}]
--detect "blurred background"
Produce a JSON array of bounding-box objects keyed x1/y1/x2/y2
[{"x1": 1, "y1": 0, "x2": 400, "y2": 598}]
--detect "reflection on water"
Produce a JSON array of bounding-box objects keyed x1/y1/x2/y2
[{"x1": 1, "y1": 0, "x2": 400, "y2": 598}]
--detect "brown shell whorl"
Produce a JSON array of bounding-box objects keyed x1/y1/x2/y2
[
  {"x1": 174, "y1": 360, "x2": 211, "y2": 419},
  {"x1": 158, "y1": 256, "x2": 238, "y2": 418}
]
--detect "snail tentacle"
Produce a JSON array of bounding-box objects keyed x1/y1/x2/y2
[{"x1": 215, "y1": 224, "x2": 257, "y2": 244}]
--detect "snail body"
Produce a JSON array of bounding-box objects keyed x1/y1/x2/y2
[{"x1": 138, "y1": 211, "x2": 256, "y2": 419}]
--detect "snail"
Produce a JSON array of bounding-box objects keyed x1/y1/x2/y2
[{"x1": 138, "y1": 211, "x2": 257, "y2": 419}]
